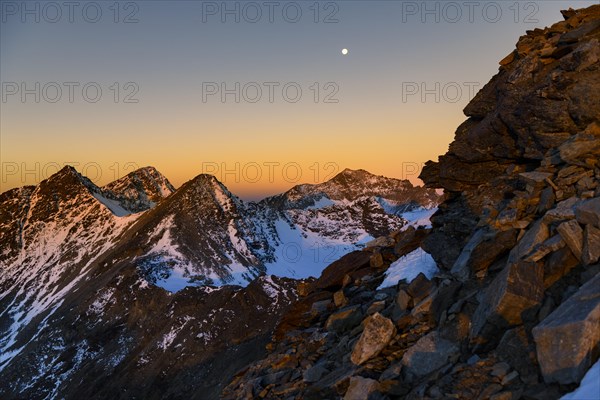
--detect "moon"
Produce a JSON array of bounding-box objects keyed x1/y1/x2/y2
[{"x1": 342, "y1": 48, "x2": 349, "y2": 55}]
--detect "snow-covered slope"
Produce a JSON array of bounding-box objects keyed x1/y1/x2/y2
[
  {"x1": 122, "y1": 169, "x2": 440, "y2": 290},
  {"x1": 0, "y1": 167, "x2": 138, "y2": 371}
]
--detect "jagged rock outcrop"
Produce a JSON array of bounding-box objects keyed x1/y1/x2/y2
[
  {"x1": 532, "y1": 272, "x2": 600, "y2": 384},
  {"x1": 223, "y1": 5, "x2": 600, "y2": 399}
]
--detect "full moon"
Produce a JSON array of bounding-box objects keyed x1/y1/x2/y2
[{"x1": 342, "y1": 48, "x2": 349, "y2": 55}]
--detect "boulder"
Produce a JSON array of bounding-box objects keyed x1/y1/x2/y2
[
  {"x1": 519, "y1": 172, "x2": 553, "y2": 186},
  {"x1": 344, "y1": 376, "x2": 379, "y2": 400},
  {"x1": 314, "y1": 251, "x2": 371, "y2": 291},
  {"x1": 556, "y1": 220, "x2": 584, "y2": 261},
  {"x1": 576, "y1": 197, "x2": 600, "y2": 228},
  {"x1": 558, "y1": 133, "x2": 600, "y2": 164},
  {"x1": 532, "y1": 272, "x2": 600, "y2": 384},
  {"x1": 471, "y1": 261, "x2": 544, "y2": 337},
  {"x1": 303, "y1": 363, "x2": 329, "y2": 383},
  {"x1": 543, "y1": 246, "x2": 579, "y2": 288},
  {"x1": 496, "y1": 326, "x2": 539, "y2": 385},
  {"x1": 524, "y1": 235, "x2": 565, "y2": 262},
  {"x1": 351, "y1": 313, "x2": 396, "y2": 365},
  {"x1": 542, "y1": 197, "x2": 579, "y2": 223},
  {"x1": 582, "y1": 225, "x2": 600, "y2": 265},
  {"x1": 401, "y1": 332, "x2": 459, "y2": 379},
  {"x1": 407, "y1": 273, "x2": 433, "y2": 303},
  {"x1": 396, "y1": 290, "x2": 411, "y2": 311},
  {"x1": 450, "y1": 228, "x2": 489, "y2": 281},
  {"x1": 370, "y1": 252, "x2": 385, "y2": 269},
  {"x1": 325, "y1": 305, "x2": 363, "y2": 334},
  {"x1": 333, "y1": 290, "x2": 348, "y2": 308},
  {"x1": 367, "y1": 301, "x2": 386, "y2": 315},
  {"x1": 507, "y1": 220, "x2": 549, "y2": 265},
  {"x1": 394, "y1": 226, "x2": 429, "y2": 257}
]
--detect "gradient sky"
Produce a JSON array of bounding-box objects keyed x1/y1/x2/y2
[{"x1": 1, "y1": 0, "x2": 596, "y2": 199}]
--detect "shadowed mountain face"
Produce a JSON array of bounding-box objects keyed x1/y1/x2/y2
[{"x1": 0, "y1": 165, "x2": 439, "y2": 399}]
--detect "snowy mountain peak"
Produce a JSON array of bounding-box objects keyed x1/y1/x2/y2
[
  {"x1": 102, "y1": 166, "x2": 175, "y2": 213},
  {"x1": 44, "y1": 165, "x2": 97, "y2": 192}
]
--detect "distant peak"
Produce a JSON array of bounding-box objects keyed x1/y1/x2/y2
[
  {"x1": 49, "y1": 165, "x2": 88, "y2": 184},
  {"x1": 186, "y1": 174, "x2": 231, "y2": 195},
  {"x1": 331, "y1": 168, "x2": 377, "y2": 182},
  {"x1": 191, "y1": 173, "x2": 220, "y2": 185},
  {"x1": 57, "y1": 165, "x2": 79, "y2": 176}
]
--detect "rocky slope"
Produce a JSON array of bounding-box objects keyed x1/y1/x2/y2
[{"x1": 223, "y1": 6, "x2": 600, "y2": 400}]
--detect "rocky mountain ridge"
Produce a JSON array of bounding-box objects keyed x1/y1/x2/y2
[{"x1": 223, "y1": 5, "x2": 600, "y2": 400}]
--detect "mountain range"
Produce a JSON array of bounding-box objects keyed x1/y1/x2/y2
[{"x1": 0, "y1": 165, "x2": 439, "y2": 399}]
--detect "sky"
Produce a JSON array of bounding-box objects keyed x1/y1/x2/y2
[{"x1": 1, "y1": 0, "x2": 597, "y2": 200}]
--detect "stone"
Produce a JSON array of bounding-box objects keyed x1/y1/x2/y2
[
  {"x1": 365, "y1": 236, "x2": 395, "y2": 249},
  {"x1": 506, "y1": 220, "x2": 549, "y2": 265},
  {"x1": 271, "y1": 354, "x2": 297, "y2": 371},
  {"x1": 379, "y1": 362, "x2": 403, "y2": 381},
  {"x1": 411, "y1": 289, "x2": 437, "y2": 318},
  {"x1": 344, "y1": 376, "x2": 379, "y2": 400},
  {"x1": 582, "y1": 225, "x2": 600, "y2": 265},
  {"x1": 471, "y1": 261, "x2": 544, "y2": 338},
  {"x1": 499, "y1": 50, "x2": 516, "y2": 66},
  {"x1": 490, "y1": 391, "x2": 514, "y2": 400},
  {"x1": 537, "y1": 187, "x2": 556, "y2": 214},
  {"x1": 544, "y1": 246, "x2": 579, "y2": 288},
  {"x1": 491, "y1": 362, "x2": 511, "y2": 378},
  {"x1": 370, "y1": 252, "x2": 384, "y2": 269},
  {"x1": 374, "y1": 292, "x2": 389, "y2": 301},
  {"x1": 401, "y1": 332, "x2": 459, "y2": 379},
  {"x1": 396, "y1": 290, "x2": 411, "y2": 311},
  {"x1": 537, "y1": 296, "x2": 555, "y2": 323},
  {"x1": 430, "y1": 281, "x2": 462, "y2": 324},
  {"x1": 325, "y1": 305, "x2": 363, "y2": 334},
  {"x1": 532, "y1": 272, "x2": 600, "y2": 384},
  {"x1": 314, "y1": 251, "x2": 371, "y2": 291},
  {"x1": 394, "y1": 226, "x2": 428, "y2": 257},
  {"x1": 542, "y1": 197, "x2": 580, "y2": 223},
  {"x1": 496, "y1": 327, "x2": 539, "y2": 385},
  {"x1": 303, "y1": 364, "x2": 329, "y2": 383},
  {"x1": 558, "y1": 133, "x2": 600, "y2": 164},
  {"x1": 350, "y1": 313, "x2": 396, "y2": 365},
  {"x1": 450, "y1": 228, "x2": 490, "y2": 281},
  {"x1": 467, "y1": 355, "x2": 480, "y2": 365},
  {"x1": 366, "y1": 301, "x2": 386, "y2": 315},
  {"x1": 333, "y1": 290, "x2": 348, "y2": 308},
  {"x1": 501, "y1": 371, "x2": 520, "y2": 386},
  {"x1": 478, "y1": 384, "x2": 503, "y2": 399},
  {"x1": 524, "y1": 235, "x2": 565, "y2": 262},
  {"x1": 342, "y1": 274, "x2": 352, "y2": 288},
  {"x1": 519, "y1": 171, "x2": 552, "y2": 186},
  {"x1": 557, "y1": 220, "x2": 584, "y2": 261},
  {"x1": 576, "y1": 197, "x2": 600, "y2": 228},
  {"x1": 311, "y1": 299, "x2": 332, "y2": 315},
  {"x1": 468, "y1": 229, "x2": 518, "y2": 273},
  {"x1": 407, "y1": 273, "x2": 433, "y2": 303},
  {"x1": 296, "y1": 281, "x2": 312, "y2": 297}
]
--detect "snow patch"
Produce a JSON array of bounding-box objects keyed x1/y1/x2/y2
[
  {"x1": 561, "y1": 359, "x2": 600, "y2": 400},
  {"x1": 377, "y1": 248, "x2": 439, "y2": 289}
]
